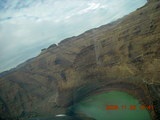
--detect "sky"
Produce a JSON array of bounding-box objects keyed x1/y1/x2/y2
[{"x1": 0, "y1": 0, "x2": 147, "y2": 73}]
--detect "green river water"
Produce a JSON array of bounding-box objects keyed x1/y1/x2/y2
[{"x1": 72, "y1": 91, "x2": 152, "y2": 120}]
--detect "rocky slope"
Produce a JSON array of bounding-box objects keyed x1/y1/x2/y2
[{"x1": 0, "y1": 0, "x2": 160, "y2": 119}]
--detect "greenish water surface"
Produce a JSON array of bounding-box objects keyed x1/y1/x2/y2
[{"x1": 71, "y1": 91, "x2": 152, "y2": 120}]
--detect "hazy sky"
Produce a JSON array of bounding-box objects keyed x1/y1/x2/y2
[{"x1": 0, "y1": 0, "x2": 147, "y2": 73}]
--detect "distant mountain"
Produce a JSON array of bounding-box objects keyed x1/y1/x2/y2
[{"x1": 0, "y1": 0, "x2": 160, "y2": 119}]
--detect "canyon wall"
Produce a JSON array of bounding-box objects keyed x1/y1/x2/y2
[{"x1": 0, "y1": 0, "x2": 160, "y2": 119}]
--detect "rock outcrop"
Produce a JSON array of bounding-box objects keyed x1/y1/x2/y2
[{"x1": 0, "y1": 0, "x2": 160, "y2": 119}]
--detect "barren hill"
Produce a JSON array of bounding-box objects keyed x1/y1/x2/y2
[{"x1": 0, "y1": 0, "x2": 160, "y2": 119}]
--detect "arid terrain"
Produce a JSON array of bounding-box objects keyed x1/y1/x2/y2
[{"x1": 0, "y1": 0, "x2": 160, "y2": 119}]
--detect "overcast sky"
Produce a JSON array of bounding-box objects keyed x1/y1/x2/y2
[{"x1": 0, "y1": 0, "x2": 147, "y2": 73}]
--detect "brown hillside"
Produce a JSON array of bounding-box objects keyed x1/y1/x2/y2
[{"x1": 0, "y1": 0, "x2": 160, "y2": 119}]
